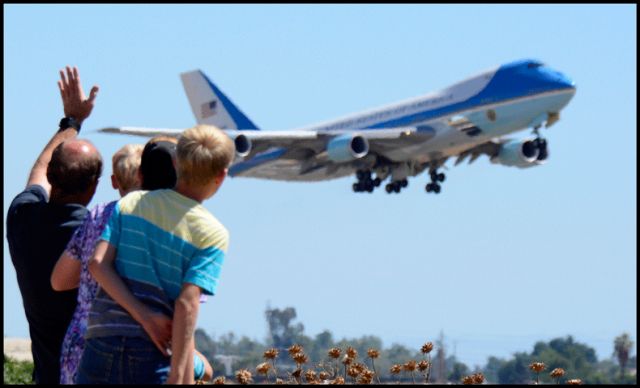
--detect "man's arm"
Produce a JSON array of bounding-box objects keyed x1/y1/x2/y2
[
  {"x1": 88, "y1": 240, "x2": 172, "y2": 355},
  {"x1": 166, "y1": 283, "x2": 202, "y2": 384},
  {"x1": 26, "y1": 66, "x2": 99, "y2": 194}
]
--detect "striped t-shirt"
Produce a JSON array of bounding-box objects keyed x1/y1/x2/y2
[{"x1": 86, "y1": 189, "x2": 229, "y2": 339}]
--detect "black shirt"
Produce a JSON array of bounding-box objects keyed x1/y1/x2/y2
[{"x1": 6, "y1": 185, "x2": 88, "y2": 384}]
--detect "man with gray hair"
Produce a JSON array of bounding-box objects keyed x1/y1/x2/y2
[{"x1": 6, "y1": 66, "x2": 102, "y2": 384}]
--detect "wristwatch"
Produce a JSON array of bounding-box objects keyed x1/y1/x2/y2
[{"x1": 59, "y1": 117, "x2": 81, "y2": 133}]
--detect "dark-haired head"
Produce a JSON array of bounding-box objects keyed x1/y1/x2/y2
[{"x1": 140, "y1": 139, "x2": 177, "y2": 190}]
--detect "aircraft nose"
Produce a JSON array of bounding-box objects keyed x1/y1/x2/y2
[
  {"x1": 544, "y1": 68, "x2": 576, "y2": 90},
  {"x1": 556, "y1": 72, "x2": 576, "y2": 90}
]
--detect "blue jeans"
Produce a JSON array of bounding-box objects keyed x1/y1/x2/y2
[{"x1": 77, "y1": 336, "x2": 170, "y2": 384}]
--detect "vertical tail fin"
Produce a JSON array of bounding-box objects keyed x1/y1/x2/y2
[{"x1": 180, "y1": 70, "x2": 260, "y2": 130}]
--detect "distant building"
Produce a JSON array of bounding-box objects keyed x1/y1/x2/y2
[{"x1": 213, "y1": 354, "x2": 241, "y2": 376}]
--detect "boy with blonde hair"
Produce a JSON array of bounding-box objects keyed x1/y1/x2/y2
[
  {"x1": 80, "y1": 125, "x2": 235, "y2": 384},
  {"x1": 111, "y1": 144, "x2": 144, "y2": 195}
]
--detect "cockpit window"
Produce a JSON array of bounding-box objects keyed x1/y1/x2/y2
[{"x1": 527, "y1": 62, "x2": 543, "y2": 69}]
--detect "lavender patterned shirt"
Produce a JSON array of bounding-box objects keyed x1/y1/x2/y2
[{"x1": 59, "y1": 201, "x2": 116, "y2": 384}]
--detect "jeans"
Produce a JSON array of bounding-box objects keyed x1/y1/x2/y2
[{"x1": 76, "y1": 336, "x2": 170, "y2": 384}]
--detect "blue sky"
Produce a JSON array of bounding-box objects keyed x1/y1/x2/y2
[{"x1": 3, "y1": 5, "x2": 636, "y2": 368}]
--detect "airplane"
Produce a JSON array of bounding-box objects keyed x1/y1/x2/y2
[{"x1": 100, "y1": 59, "x2": 576, "y2": 194}]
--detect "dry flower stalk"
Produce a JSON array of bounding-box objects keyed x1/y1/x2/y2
[
  {"x1": 462, "y1": 375, "x2": 475, "y2": 385},
  {"x1": 235, "y1": 369, "x2": 252, "y2": 385},
  {"x1": 328, "y1": 347, "x2": 342, "y2": 359},
  {"x1": 367, "y1": 348, "x2": 380, "y2": 359},
  {"x1": 403, "y1": 360, "x2": 417, "y2": 372},
  {"x1": 212, "y1": 376, "x2": 225, "y2": 385},
  {"x1": 305, "y1": 369, "x2": 317, "y2": 383},
  {"x1": 473, "y1": 373, "x2": 485, "y2": 384},
  {"x1": 288, "y1": 344, "x2": 303, "y2": 357},
  {"x1": 390, "y1": 364, "x2": 402, "y2": 374},
  {"x1": 421, "y1": 342, "x2": 434, "y2": 354},
  {"x1": 256, "y1": 362, "x2": 271, "y2": 375},
  {"x1": 529, "y1": 362, "x2": 546, "y2": 385},
  {"x1": 330, "y1": 376, "x2": 345, "y2": 385},
  {"x1": 566, "y1": 379, "x2": 582, "y2": 385},
  {"x1": 293, "y1": 352, "x2": 309, "y2": 365},
  {"x1": 346, "y1": 346, "x2": 358, "y2": 359},
  {"x1": 263, "y1": 348, "x2": 279, "y2": 360},
  {"x1": 347, "y1": 366, "x2": 360, "y2": 378},
  {"x1": 529, "y1": 362, "x2": 546, "y2": 373},
  {"x1": 550, "y1": 368, "x2": 565, "y2": 378},
  {"x1": 358, "y1": 369, "x2": 375, "y2": 384}
]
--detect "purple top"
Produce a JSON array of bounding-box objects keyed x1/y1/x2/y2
[{"x1": 59, "y1": 201, "x2": 116, "y2": 384}]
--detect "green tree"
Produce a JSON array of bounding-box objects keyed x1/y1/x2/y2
[
  {"x1": 614, "y1": 333, "x2": 634, "y2": 379},
  {"x1": 448, "y1": 361, "x2": 470, "y2": 382},
  {"x1": 483, "y1": 356, "x2": 506, "y2": 384},
  {"x1": 265, "y1": 307, "x2": 305, "y2": 350},
  {"x1": 310, "y1": 330, "x2": 334, "y2": 363},
  {"x1": 4, "y1": 355, "x2": 34, "y2": 385},
  {"x1": 497, "y1": 352, "x2": 533, "y2": 384},
  {"x1": 194, "y1": 328, "x2": 217, "y2": 362}
]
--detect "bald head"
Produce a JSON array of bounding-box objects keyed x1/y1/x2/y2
[{"x1": 47, "y1": 139, "x2": 103, "y2": 196}]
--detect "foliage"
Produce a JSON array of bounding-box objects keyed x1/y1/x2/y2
[
  {"x1": 486, "y1": 335, "x2": 636, "y2": 384},
  {"x1": 265, "y1": 307, "x2": 305, "y2": 350},
  {"x1": 614, "y1": 332, "x2": 634, "y2": 378},
  {"x1": 193, "y1": 307, "x2": 636, "y2": 384},
  {"x1": 448, "y1": 361, "x2": 470, "y2": 382},
  {"x1": 4, "y1": 354, "x2": 33, "y2": 385}
]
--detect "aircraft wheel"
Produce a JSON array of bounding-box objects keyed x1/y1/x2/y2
[
  {"x1": 433, "y1": 184, "x2": 441, "y2": 194},
  {"x1": 426, "y1": 183, "x2": 432, "y2": 192},
  {"x1": 437, "y1": 173, "x2": 445, "y2": 182},
  {"x1": 385, "y1": 184, "x2": 393, "y2": 193},
  {"x1": 401, "y1": 179, "x2": 408, "y2": 188},
  {"x1": 356, "y1": 170, "x2": 365, "y2": 180},
  {"x1": 373, "y1": 178, "x2": 381, "y2": 187},
  {"x1": 353, "y1": 183, "x2": 360, "y2": 192}
]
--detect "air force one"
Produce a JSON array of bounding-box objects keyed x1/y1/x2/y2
[{"x1": 100, "y1": 59, "x2": 576, "y2": 194}]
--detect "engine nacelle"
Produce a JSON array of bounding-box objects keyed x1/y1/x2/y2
[
  {"x1": 490, "y1": 138, "x2": 549, "y2": 168},
  {"x1": 327, "y1": 134, "x2": 369, "y2": 163},
  {"x1": 227, "y1": 133, "x2": 252, "y2": 158}
]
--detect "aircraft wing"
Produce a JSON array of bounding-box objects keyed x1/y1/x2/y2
[
  {"x1": 227, "y1": 126, "x2": 438, "y2": 181},
  {"x1": 99, "y1": 126, "x2": 184, "y2": 138}
]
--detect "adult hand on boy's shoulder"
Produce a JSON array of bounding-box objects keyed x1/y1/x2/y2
[{"x1": 141, "y1": 310, "x2": 173, "y2": 356}]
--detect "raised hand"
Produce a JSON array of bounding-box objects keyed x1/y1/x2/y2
[{"x1": 57, "y1": 66, "x2": 99, "y2": 125}]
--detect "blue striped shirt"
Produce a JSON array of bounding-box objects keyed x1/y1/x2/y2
[{"x1": 86, "y1": 189, "x2": 229, "y2": 339}]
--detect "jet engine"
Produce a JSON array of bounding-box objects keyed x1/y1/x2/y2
[
  {"x1": 229, "y1": 133, "x2": 252, "y2": 158},
  {"x1": 327, "y1": 134, "x2": 369, "y2": 163},
  {"x1": 490, "y1": 138, "x2": 549, "y2": 168}
]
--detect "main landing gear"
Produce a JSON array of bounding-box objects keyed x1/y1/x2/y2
[
  {"x1": 352, "y1": 170, "x2": 381, "y2": 193},
  {"x1": 385, "y1": 178, "x2": 408, "y2": 194},
  {"x1": 425, "y1": 170, "x2": 445, "y2": 194}
]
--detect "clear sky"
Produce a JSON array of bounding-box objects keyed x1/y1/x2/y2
[{"x1": 3, "y1": 4, "x2": 636, "y2": 368}]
